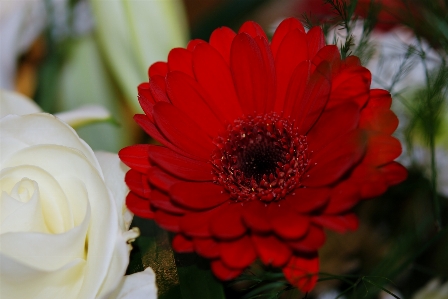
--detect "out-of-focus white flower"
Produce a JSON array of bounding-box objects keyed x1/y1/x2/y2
[
  {"x1": 90, "y1": 0, "x2": 188, "y2": 112},
  {"x1": 412, "y1": 278, "x2": 448, "y2": 299},
  {"x1": 0, "y1": 0, "x2": 46, "y2": 89},
  {"x1": 0, "y1": 90, "x2": 157, "y2": 299}
]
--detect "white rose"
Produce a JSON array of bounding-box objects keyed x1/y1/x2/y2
[{"x1": 0, "y1": 112, "x2": 155, "y2": 298}]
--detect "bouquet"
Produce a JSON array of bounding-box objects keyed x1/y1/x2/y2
[{"x1": 1, "y1": 0, "x2": 447, "y2": 298}]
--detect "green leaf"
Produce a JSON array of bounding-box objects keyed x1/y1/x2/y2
[{"x1": 174, "y1": 253, "x2": 226, "y2": 299}]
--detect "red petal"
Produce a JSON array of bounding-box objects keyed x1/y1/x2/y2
[
  {"x1": 170, "y1": 182, "x2": 229, "y2": 210},
  {"x1": 138, "y1": 83, "x2": 155, "y2": 119},
  {"x1": 125, "y1": 169, "x2": 150, "y2": 198},
  {"x1": 168, "y1": 48, "x2": 194, "y2": 77},
  {"x1": 350, "y1": 165, "x2": 388, "y2": 198},
  {"x1": 238, "y1": 21, "x2": 267, "y2": 39},
  {"x1": 172, "y1": 234, "x2": 194, "y2": 253},
  {"x1": 306, "y1": 26, "x2": 325, "y2": 59},
  {"x1": 187, "y1": 39, "x2": 206, "y2": 51},
  {"x1": 209, "y1": 27, "x2": 236, "y2": 64},
  {"x1": 306, "y1": 103, "x2": 360, "y2": 152},
  {"x1": 380, "y1": 161, "x2": 407, "y2": 186},
  {"x1": 363, "y1": 134, "x2": 402, "y2": 166},
  {"x1": 148, "y1": 61, "x2": 168, "y2": 77},
  {"x1": 252, "y1": 234, "x2": 292, "y2": 267},
  {"x1": 153, "y1": 102, "x2": 214, "y2": 161},
  {"x1": 287, "y1": 187, "x2": 330, "y2": 213},
  {"x1": 194, "y1": 237, "x2": 220, "y2": 259},
  {"x1": 211, "y1": 259, "x2": 243, "y2": 280},
  {"x1": 147, "y1": 77, "x2": 170, "y2": 103},
  {"x1": 293, "y1": 61, "x2": 332, "y2": 135},
  {"x1": 147, "y1": 167, "x2": 179, "y2": 192},
  {"x1": 303, "y1": 130, "x2": 367, "y2": 187},
  {"x1": 343, "y1": 56, "x2": 361, "y2": 68},
  {"x1": 368, "y1": 89, "x2": 392, "y2": 108},
  {"x1": 359, "y1": 90, "x2": 397, "y2": 135},
  {"x1": 166, "y1": 71, "x2": 224, "y2": 136},
  {"x1": 134, "y1": 114, "x2": 195, "y2": 159},
  {"x1": 360, "y1": 108, "x2": 398, "y2": 134},
  {"x1": 151, "y1": 189, "x2": 185, "y2": 214},
  {"x1": 138, "y1": 76, "x2": 170, "y2": 122},
  {"x1": 254, "y1": 36, "x2": 276, "y2": 112},
  {"x1": 150, "y1": 75, "x2": 167, "y2": 94},
  {"x1": 312, "y1": 213, "x2": 359, "y2": 232},
  {"x1": 230, "y1": 33, "x2": 268, "y2": 114},
  {"x1": 324, "y1": 182, "x2": 360, "y2": 214},
  {"x1": 154, "y1": 210, "x2": 181, "y2": 232},
  {"x1": 288, "y1": 225, "x2": 326, "y2": 252},
  {"x1": 311, "y1": 45, "x2": 341, "y2": 72},
  {"x1": 268, "y1": 202, "x2": 310, "y2": 239},
  {"x1": 283, "y1": 253, "x2": 319, "y2": 292},
  {"x1": 328, "y1": 66, "x2": 371, "y2": 109},
  {"x1": 148, "y1": 145, "x2": 212, "y2": 181},
  {"x1": 134, "y1": 114, "x2": 167, "y2": 143},
  {"x1": 193, "y1": 43, "x2": 242, "y2": 122},
  {"x1": 242, "y1": 201, "x2": 271, "y2": 233},
  {"x1": 220, "y1": 236, "x2": 256, "y2": 269},
  {"x1": 126, "y1": 192, "x2": 154, "y2": 219},
  {"x1": 274, "y1": 29, "x2": 308, "y2": 112},
  {"x1": 210, "y1": 203, "x2": 246, "y2": 240},
  {"x1": 119, "y1": 145, "x2": 150, "y2": 173},
  {"x1": 283, "y1": 60, "x2": 311, "y2": 118},
  {"x1": 271, "y1": 18, "x2": 305, "y2": 58},
  {"x1": 179, "y1": 206, "x2": 223, "y2": 237}
]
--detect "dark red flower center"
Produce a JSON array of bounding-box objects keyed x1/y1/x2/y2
[{"x1": 211, "y1": 113, "x2": 309, "y2": 203}]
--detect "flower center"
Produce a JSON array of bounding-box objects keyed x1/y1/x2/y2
[{"x1": 211, "y1": 113, "x2": 309, "y2": 202}]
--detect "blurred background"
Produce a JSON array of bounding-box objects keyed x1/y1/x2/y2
[{"x1": 1, "y1": 0, "x2": 447, "y2": 298}]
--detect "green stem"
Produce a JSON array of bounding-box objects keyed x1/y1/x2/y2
[{"x1": 429, "y1": 133, "x2": 441, "y2": 230}]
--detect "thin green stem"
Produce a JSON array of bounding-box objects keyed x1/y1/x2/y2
[
  {"x1": 429, "y1": 133, "x2": 441, "y2": 230},
  {"x1": 415, "y1": 36, "x2": 441, "y2": 230}
]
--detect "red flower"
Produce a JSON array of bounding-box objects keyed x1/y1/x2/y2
[{"x1": 119, "y1": 18, "x2": 407, "y2": 292}]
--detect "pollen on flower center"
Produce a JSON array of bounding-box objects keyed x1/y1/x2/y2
[{"x1": 211, "y1": 113, "x2": 309, "y2": 203}]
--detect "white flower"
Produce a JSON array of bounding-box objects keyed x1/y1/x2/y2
[
  {"x1": 0, "y1": 0, "x2": 46, "y2": 89},
  {"x1": 412, "y1": 278, "x2": 448, "y2": 299},
  {"x1": 0, "y1": 90, "x2": 157, "y2": 298},
  {"x1": 89, "y1": 0, "x2": 188, "y2": 112}
]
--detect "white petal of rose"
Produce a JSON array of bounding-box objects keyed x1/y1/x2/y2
[
  {"x1": 0, "y1": 204, "x2": 89, "y2": 272},
  {"x1": 1, "y1": 164, "x2": 75, "y2": 233},
  {"x1": 0, "y1": 253, "x2": 86, "y2": 299},
  {"x1": 0, "y1": 89, "x2": 112, "y2": 129},
  {"x1": 0, "y1": 177, "x2": 50, "y2": 234},
  {"x1": 0, "y1": 114, "x2": 128, "y2": 298},
  {"x1": 0, "y1": 114, "x2": 102, "y2": 177},
  {"x1": 0, "y1": 111, "x2": 147, "y2": 298},
  {"x1": 0, "y1": 89, "x2": 41, "y2": 116},
  {"x1": 95, "y1": 151, "x2": 132, "y2": 230},
  {"x1": 108, "y1": 267, "x2": 158, "y2": 299}
]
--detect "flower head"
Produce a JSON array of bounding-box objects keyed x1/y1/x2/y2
[
  {"x1": 0, "y1": 90, "x2": 156, "y2": 299},
  {"x1": 119, "y1": 18, "x2": 407, "y2": 292}
]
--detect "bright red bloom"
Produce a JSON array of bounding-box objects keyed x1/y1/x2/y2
[{"x1": 119, "y1": 18, "x2": 407, "y2": 292}]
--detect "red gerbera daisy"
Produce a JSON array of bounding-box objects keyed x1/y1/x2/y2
[{"x1": 119, "y1": 18, "x2": 407, "y2": 292}]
